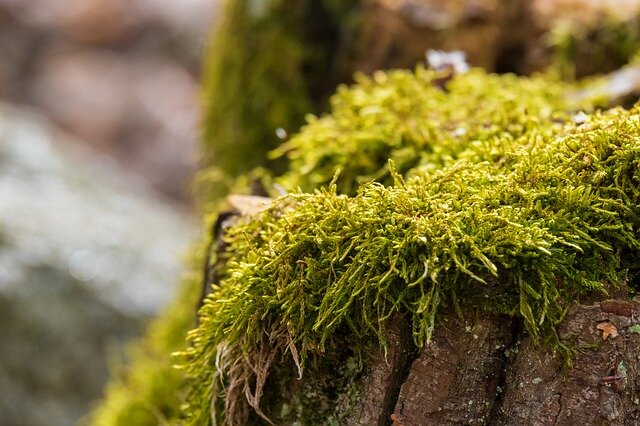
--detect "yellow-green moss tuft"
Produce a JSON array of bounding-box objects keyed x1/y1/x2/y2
[
  {"x1": 181, "y1": 69, "x2": 640, "y2": 424},
  {"x1": 272, "y1": 66, "x2": 597, "y2": 195}
]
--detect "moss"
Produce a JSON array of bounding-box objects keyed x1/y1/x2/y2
[
  {"x1": 549, "y1": 12, "x2": 640, "y2": 79},
  {"x1": 272, "y1": 66, "x2": 598, "y2": 195},
  {"x1": 180, "y1": 68, "x2": 640, "y2": 424},
  {"x1": 91, "y1": 4, "x2": 640, "y2": 423},
  {"x1": 196, "y1": 0, "x2": 640, "y2": 202},
  {"x1": 198, "y1": 0, "x2": 361, "y2": 202},
  {"x1": 88, "y1": 247, "x2": 204, "y2": 425},
  {"x1": 92, "y1": 64, "x2": 640, "y2": 424}
]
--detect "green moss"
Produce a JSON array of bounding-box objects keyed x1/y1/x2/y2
[
  {"x1": 549, "y1": 13, "x2": 640, "y2": 79},
  {"x1": 198, "y1": 0, "x2": 360, "y2": 202},
  {"x1": 92, "y1": 64, "x2": 640, "y2": 424},
  {"x1": 196, "y1": 0, "x2": 640, "y2": 203},
  {"x1": 180, "y1": 68, "x2": 640, "y2": 424},
  {"x1": 273, "y1": 66, "x2": 596, "y2": 195},
  {"x1": 92, "y1": 4, "x2": 640, "y2": 423},
  {"x1": 88, "y1": 248, "x2": 204, "y2": 426}
]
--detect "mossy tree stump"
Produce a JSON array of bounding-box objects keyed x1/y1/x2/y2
[
  {"x1": 91, "y1": 1, "x2": 640, "y2": 421},
  {"x1": 172, "y1": 66, "x2": 640, "y2": 424},
  {"x1": 92, "y1": 63, "x2": 640, "y2": 424}
]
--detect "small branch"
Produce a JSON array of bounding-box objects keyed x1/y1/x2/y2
[{"x1": 570, "y1": 64, "x2": 640, "y2": 105}]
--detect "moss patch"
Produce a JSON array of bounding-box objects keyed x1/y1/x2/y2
[
  {"x1": 272, "y1": 66, "x2": 598, "y2": 195},
  {"x1": 198, "y1": 0, "x2": 360, "y2": 202},
  {"x1": 180, "y1": 68, "x2": 640, "y2": 424},
  {"x1": 91, "y1": 4, "x2": 640, "y2": 424}
]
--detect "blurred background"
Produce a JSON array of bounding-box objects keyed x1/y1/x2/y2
[
  {"x1": 0, "y1": 0, "x2": 218, "y2": 200},
  {"x1": 2, "y1": 0, "x2": 640, "y2": 425},
  {"x1": 0, "y1": 1, "x2": 217, "y2": 424}
]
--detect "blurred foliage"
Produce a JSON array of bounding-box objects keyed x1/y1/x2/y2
[
  {"x1": 89, "y1": 247, "x2": 205, "y2": 426},
  {"x1": 197, "y1": 0, "x2": 360, "y2": 204},
  {"x1": 549, "y1": 13, "x2": 640, "y2": 79}
]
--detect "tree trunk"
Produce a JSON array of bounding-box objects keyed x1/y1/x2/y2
[{"x1": 337, "y1": 298, "x2": 640, "y2": 425}]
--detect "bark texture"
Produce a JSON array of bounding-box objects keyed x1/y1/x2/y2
[
  {"x1": 345, "y1": 299, "x2": 640, "y2": 425},
  {"x1": 392, "y1": 312, "x2": 514, "y2": 425},
  {"x1": 348, "y1": 315, "x2": 417, "y2": 425},
  {"x1": 496, "y1": 299, "x2": 640, "y2": 425}
]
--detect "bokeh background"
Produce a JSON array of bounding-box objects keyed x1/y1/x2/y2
[{"x1": 0, "y1": 1, "x2": 217, "y2": 424}]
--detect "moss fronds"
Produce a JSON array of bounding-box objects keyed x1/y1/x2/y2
[
  {"x1": 94, "y1": 64, "x2": 640, "y2": 424},
  {"x1": 183, "y1": 86, "x2": 640, "y2": 423},
  {"x1": 273, "y1": 66, "x2": 595, "y2": 195}
]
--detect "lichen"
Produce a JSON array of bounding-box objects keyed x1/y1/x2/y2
[
  {"x1": 180, "y1": 68, "x2": 640, "y2": 424},
  {"x1": 267, "y1": 352, "x2": 365, "y2": 424}
]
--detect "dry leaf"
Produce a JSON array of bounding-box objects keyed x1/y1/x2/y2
[
  {"x1": 227, "y1": 195, "x2": 272, "y2": 216},
  {"x1": 597, "y1": 321, "x2": 618, "y2": 340},
  {"x1": 390, "y1": 413, "x2": 404, "y2": 426}
]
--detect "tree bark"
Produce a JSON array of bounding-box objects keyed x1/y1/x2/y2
[{"x1": 343, "y1": 298, "x2": 640, "y2": 425}]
